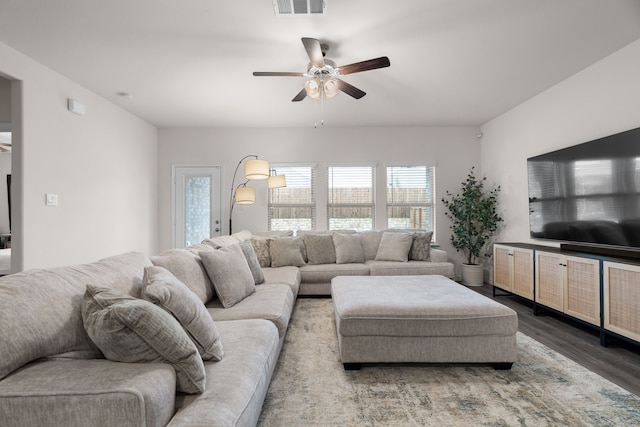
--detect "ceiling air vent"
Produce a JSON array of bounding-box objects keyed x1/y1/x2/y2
[{"x1": 273, "y1": 0, "x2": 326, "y2": 16}]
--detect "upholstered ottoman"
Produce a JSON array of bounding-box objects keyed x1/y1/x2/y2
[{"x1": 331, "y1": 275, "x2": 517, "y2": 370}]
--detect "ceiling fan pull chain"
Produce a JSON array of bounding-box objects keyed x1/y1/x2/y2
[{"x1": 320, "y1": 87, "x2": 325, "y2": 126}]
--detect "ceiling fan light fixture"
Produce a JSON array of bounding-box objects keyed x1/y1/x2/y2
[
  {"x1": 304, "y1": 79, "x2": 321, "y2": 100},
  {"x1": 324, "y1": 79, "x2": 339, "y2": 99}
]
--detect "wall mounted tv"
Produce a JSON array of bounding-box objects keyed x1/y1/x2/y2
[{"x1": 527, "y1": 126, "x2": 640, "y2": 257}]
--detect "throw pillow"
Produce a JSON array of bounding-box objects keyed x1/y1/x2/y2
[
  {"x1": 303, "y1": 234, "x2": 337, "y2": 265},
  {"x1": 410, "y1": 231, "x2": 433, "y2": 261},
  {"x1": 199, "y1": 244, "x2": 256, "y2": 308},
  {"x1": 251, "y1": 237, "x2": 272, "y2": 268},
  {"x1": 150, "y1": 249, "x2": 214, "y2": 304},
  {"x1": 81, "y1": 285, "x2": 206, "y2": 394},
  {"x1": 239, "y1": 240, "x2": 266, "y2": 284},
  {"x1": 359, "y1": 230, "x2": 383, "y2": 260},
  {"x1": 141, "y1": 266, "x2": 224, "y2": 361},
  {"x1": 269, "y1": 237, "x2": 306, "y2": 267},
  {"x1": 332, "y1": 233, "x2": 365, "y2": 264},
  {"x1": 375, "y1": 232, "x2": 414, "y2": 262}
]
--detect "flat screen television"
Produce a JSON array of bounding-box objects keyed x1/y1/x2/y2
[{"x1": 527, "y1": 126, "x2": 640, "y2": 257}]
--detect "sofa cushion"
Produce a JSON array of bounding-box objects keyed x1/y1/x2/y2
[
  {"x1": 251, "y1": 236, "x2": 272, "y2": 267},
  {"x1": 299, "y1": 263, "x2": 370, "y2": 284},
  {"x1": 0, "y1": 359, "x2": 175, "y2": 427},
  {"x1": 303, "y1": 234, "x2": 337, "y2": 265},
  {"x1": 253, "y1": 230, "x2": 294, "y2": 238},
  {"x1": 141, "y1": 266, "x2": 224, "y2": 361},
  {"x1": 366, "y1": 260, "x2": 455, "y2": 278},
  {"x1": 202, "y1": 235, "x2": 241, "y2": 249},
  {"x1": 359, "y1": 230, "x2": 383, "y2": 260},
  {"x1": 199, "y1": 245, "x2": 256, "y2": 308},
  {"x1": 375, "y1": 232, "x2": 413, "y2": 262},
  {"x1": 206, "y1": 284, "x2": 294, "y2": 338},
  {"x1": 409, "y1": 231, "x2": 433, "y2": 261},
  {"x1": 170, "y1": 319, "x2": 280, "y2": 427},
  {"x1": 239, "y1": 240, "x2": 265, "y2": 284},
  {"x1": 81, "y1": 285, "x2": 206, "y2": 394},
  {"x1": 262, "y1": 266, "x2": 301, "y2": 297},
  {"x1": 232, "y1": 229, "x2": 253, "y2": 242},
  {"x1": 150, "y1": 249, "x2": 214, "y2": 304},
  {"x1": 332, "y1": 233, "x2": 365, "y2": 264},
  {"x1": 269, "y1": 237, "x2": 306, "y2": 267},
  {"x1": 0, "y1": 252, "x2": 151, "y2": 382}
]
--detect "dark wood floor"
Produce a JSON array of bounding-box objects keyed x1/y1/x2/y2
[{"x1": 471, "y1": 284, "x2": 640, "y2": 396}]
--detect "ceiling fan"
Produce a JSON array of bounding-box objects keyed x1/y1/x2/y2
[
  {"x1": 0, "y1": 143, "x2": 10, "y2": 153},
  {"x1": 253, "y1": 37, "x2": 390, "y2": 102}
]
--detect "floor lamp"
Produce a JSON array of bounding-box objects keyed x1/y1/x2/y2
[{"x1": 229, "y1": 155, "x2": 270, "y2": 235}]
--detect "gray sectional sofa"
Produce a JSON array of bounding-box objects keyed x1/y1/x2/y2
[
  {"x1": 0, "y1": 228, "x2": 453, "y2": 426},
  {"x1": 251, "y1": 229, "x2": 455, "y2": 295}
]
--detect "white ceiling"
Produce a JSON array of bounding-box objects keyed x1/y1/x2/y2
[{"x1": 1, "y1": 0, "x2": 639, "y2": 128}]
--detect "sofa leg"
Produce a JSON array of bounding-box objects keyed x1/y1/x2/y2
[
  {"x1": 493, "y1": 362, "x2": 513, "y2": 370},
  {"x1": 343, "y1": 363, "x2": 361, "y2": 370}
]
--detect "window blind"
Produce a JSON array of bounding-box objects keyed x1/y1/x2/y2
[
  {"x1": 386, "y1": 165, "x2": 436, "y2": 236},
  {"x1": 327, "y1": 165, "x2": 376, "y2": 231},
  {"x1": 268, "y1": 164, "x2": 316, "y2": 231}
]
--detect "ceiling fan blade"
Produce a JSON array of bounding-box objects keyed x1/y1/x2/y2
[
  {"x1": 0, "y1": 143, "x2": 11, "y2": 147},
  {"x1": 253, "y1": 71, "x2": 305, "y2": 77},
  {"x1": 301, "y1": 37, "x2": 325, "y2": 68},
  {"x1": 292, "y1": 88, "x2": 307, "y2": 102},
  {"x1": 338, "y1": 57, "x2": 390, "y2": 75},
  {"x1": 337, "y1": 79, "x2": 366, "y2": 99}
]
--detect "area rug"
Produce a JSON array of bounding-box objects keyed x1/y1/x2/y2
[{"x1": 258, "y1": 298, "x2": 640, "y2": 426}]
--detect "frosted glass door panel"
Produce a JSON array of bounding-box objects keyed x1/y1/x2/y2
[{"x1": 174, "y1": 166, "x2": 221, "y2": 248}]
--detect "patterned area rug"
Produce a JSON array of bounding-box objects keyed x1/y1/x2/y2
[{"x1": 258, "y1": 298, "x2": 640, "y2": 426}]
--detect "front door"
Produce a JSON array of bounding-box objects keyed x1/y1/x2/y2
[{"x1": 174, "y1": 166, "x2": 221, "y2": 248}]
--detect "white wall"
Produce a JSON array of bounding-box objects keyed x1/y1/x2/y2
[
  {"x1": 0, "y1": 42, "x2": 158, "y2": 270},
  {"x1": 0, "y1": 77, "x2": 10, "y2": 122},
  {"x1": 158, "y1": 126, "x2": 482, "y2": 274},
  {"x1": 480, "y1": 38, "x2": 640, "y2": 247},
  {"x1": 0, "y1": 152, "x2": 10, "y2": 234}
]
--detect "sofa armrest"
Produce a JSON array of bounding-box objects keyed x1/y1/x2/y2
[{"x1": 429, "y1": 248, "x2": 448, "y2": 262}]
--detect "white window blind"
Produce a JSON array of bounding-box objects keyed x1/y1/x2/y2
[
  {"x1": 386, "y1": 166, "x2": 436, "y2": 236},
  {"x1": 327, "y1": 165, "x2": 376, "y2": 231},
  {"x1": 268, "y1": 164, "x2": 316, "y2": 231}
]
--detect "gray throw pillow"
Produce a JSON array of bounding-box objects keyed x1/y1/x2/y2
[
  {"x1": 81, "y1": 284, "x2": 206, "y2": 394},
  {"x1": 239, "y1": 240, "x2": 265, "y2": 284},
  {"x1": 150, "y1": 249, "x2": 214, "y2": 304},
  {"x1": 332, "y1": 233, "x2": 365, "y2": 264},
  {"x1": 410, "y1": 231, "x2": 433, "y2": 261},
  {"x1": 251, "y1": 237, "x2": 272, "y2": 268},
  {"x1": 270, "y1": 237, "x2": 306, "y2": 267},
  {"x1": 303, "y1": 234, "x2": 337, "y2": 265},
  {"x1": 375, "y1": 232, "x2": 414, "y2": 262},
  {"x1": 141, "y1": 266, "x2": 224, "y2": 361},
  {"x1": 359, "y1": 230, "x2": 383, "y2": 260},
  {"x1": 199, "y1": 244, "x2": 256, "y2": 308}
]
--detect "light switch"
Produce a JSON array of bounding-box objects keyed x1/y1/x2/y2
[{"x1": 46, "y1": 193, "x2": 58, "y2": 206}]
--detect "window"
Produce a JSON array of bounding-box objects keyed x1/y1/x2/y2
[
  {"x1": 327, "y1": 165, "x2": 375, "y2": 231},
  {"x1": 386, "y1": 166, "x2": 435, "y2": 236},
  {"x1": 268, "y1": 164, "x2": 316, "y2": 231}
]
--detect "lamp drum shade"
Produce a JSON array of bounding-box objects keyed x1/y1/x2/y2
[
  {"x1": 235, "y1": 187, "x2": 256, "y2": 204},
  {"x1": 268, "y1": 174, "x2": 286, "y2": 189},
  {"x1": 244, "y1": 159, "x2": 270, "y2": 180}
]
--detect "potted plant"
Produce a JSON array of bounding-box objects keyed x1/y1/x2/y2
[{"x1": 442, "y1": 167, "x2": 503, "y2": 286}]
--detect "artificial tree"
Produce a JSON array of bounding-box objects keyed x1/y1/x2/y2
[{"x1": 442, "y1": 167, "x2": 503, "y2": 284}]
